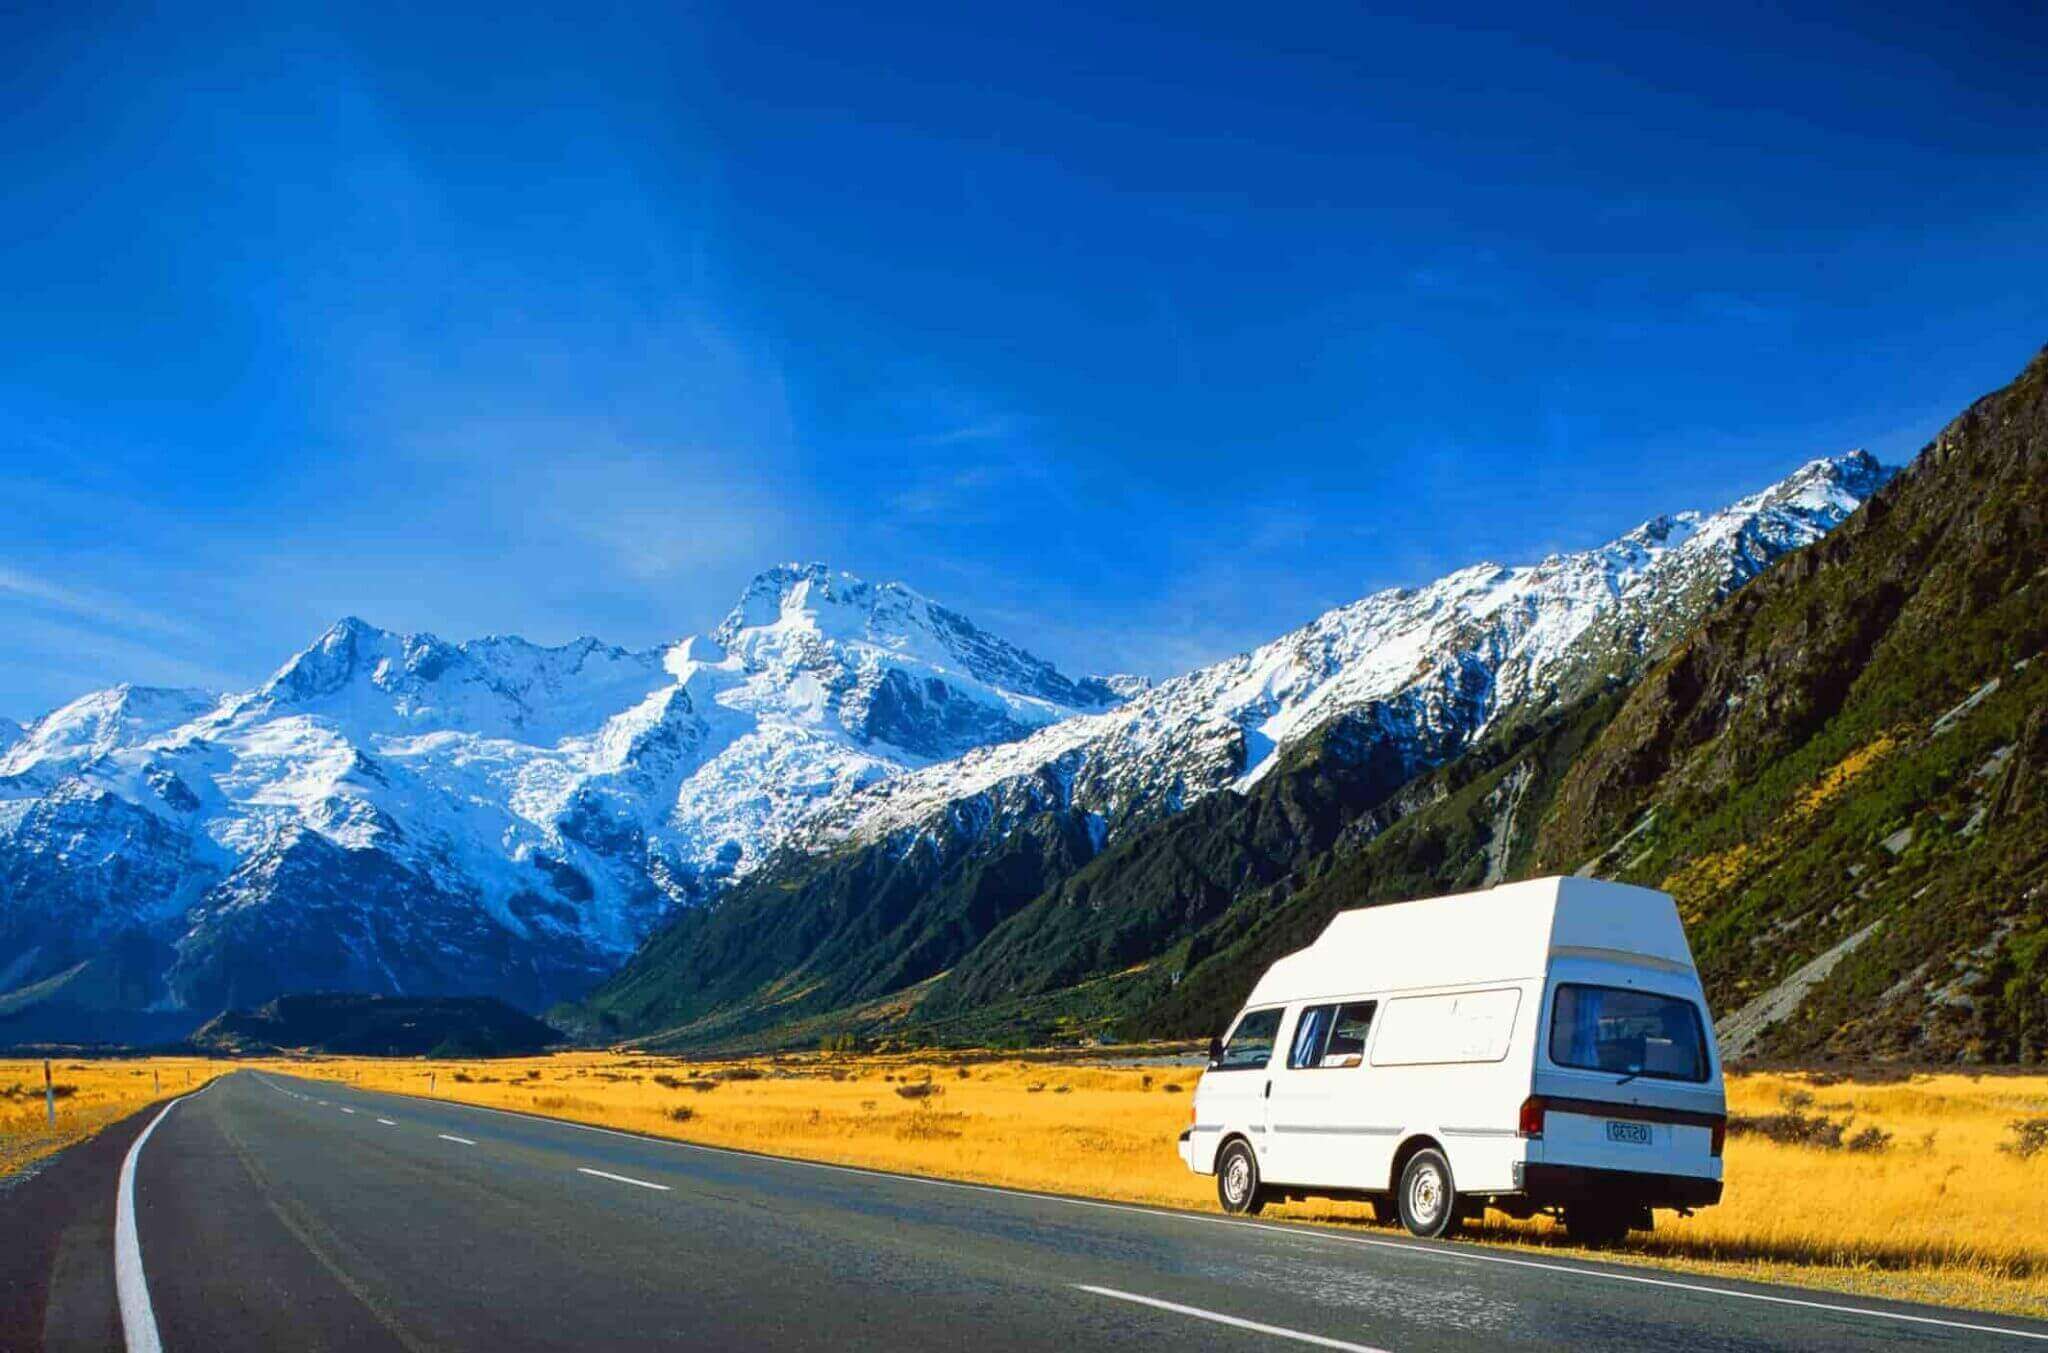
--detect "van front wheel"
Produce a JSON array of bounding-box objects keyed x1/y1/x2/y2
[
  {"x1": 1397, "y1": 1148, "x2": 1459, "y2": 1238},
  {"x1": 1216, "y1": 1140, "x2": 1267, "y2": 1216}
]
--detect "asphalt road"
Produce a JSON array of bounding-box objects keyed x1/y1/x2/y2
[{"x1": 14, "y1": 1070, "x2": 2048, "y2": 1351}]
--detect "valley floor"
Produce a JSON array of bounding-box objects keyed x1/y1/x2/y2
[{"x1": 7, "y1": 1050, "x2": 2047, "y2": 1321}]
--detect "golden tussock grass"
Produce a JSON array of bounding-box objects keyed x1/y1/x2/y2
[
  {"x1": 1795, "y1": 733, "x2": 1901, "y2": 816},
  {"x1": 12, "y1": 1051, "x2": 2048, "y2": 1319},
  {"x1": 0, "y1": 1057, "x2": 228, "y2": 1177}
]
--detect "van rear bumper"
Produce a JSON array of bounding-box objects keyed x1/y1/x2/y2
[{"x1": 1519, "y1": 1162, "x2": 1722, "y2": 1210}]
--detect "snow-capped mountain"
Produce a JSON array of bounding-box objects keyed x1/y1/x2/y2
[
  {"x1": 803, "y1": 452, "x2": 1891, "y2": 856},
  {"x1": 0, "y1": 453, "x2": 1885, "y2": 1034},
  {"x1": 0, "y1": 718, "x2": 22, "y2": 756},
  {"x1": 0, "y1": 567, "x2": 1121, "y2": 1018}
]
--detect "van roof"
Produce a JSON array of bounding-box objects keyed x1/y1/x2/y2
[{"x1": 1243, "y1": 876, "x2": 1697, "y2": 1007}]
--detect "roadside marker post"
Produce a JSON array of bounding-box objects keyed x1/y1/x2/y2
[
  {"x1": 154, "y1": 1070, "x2": 160, "y2": 1095},
  {"x1": 44, "y1": 1059, "x2": 54, "y2": 1126}
]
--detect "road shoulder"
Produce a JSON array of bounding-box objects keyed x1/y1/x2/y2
[{"x1": 0, "y1": 1100, "x2": 161, "y2": 1353}]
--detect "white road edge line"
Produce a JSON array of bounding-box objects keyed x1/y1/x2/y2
[
  {"x1": 438, "y1": 1134, "x2": 477, "y2": 1146},
  {"x1": 117, "y1": 1081, "x2": 217, "y2": 1353},
  {"x1": 1076, "y1": 1285, "x2": 1391, "y2": 1353},
  {"x1": 576, "y1": 1166, "x2": 670, "y2": 1192},
  {"x1": 339, "y1": 1107, "x2": 355, "y2": 1115},
  {"x1": 249, "y1": 1073, "x2": 2047, "y2": 1344},
  {"x1": 376, "y1": 1118, "x2": 396, "y2": 1126}
]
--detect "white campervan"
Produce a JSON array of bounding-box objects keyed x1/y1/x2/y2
[{"x1": 1177, "y1": 876, "x2": 1725, "y2": 1244}]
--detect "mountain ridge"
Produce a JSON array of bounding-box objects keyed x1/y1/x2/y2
[
  {"x1": 576, "y1": 451, "x2": 1886, "y2": 1044},
  {"x1": 0, "y1": 565, "x2": 1116, "y2": 1023}
]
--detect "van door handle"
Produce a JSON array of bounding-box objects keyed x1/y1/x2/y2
[{"x1": 1264, "y1": 1081, "x2": 1272, "y2": 1099}]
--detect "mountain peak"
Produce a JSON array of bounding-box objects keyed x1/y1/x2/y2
[
  {"x1": 261, "y1": 616, "x2": 436, "y2": 705},
  {"x1": 1756, "y1": 449, "x2": 1892, "y2": 513},
  {"x1": 708, "y1": 562, "x2": 1106, "y2": 708}
]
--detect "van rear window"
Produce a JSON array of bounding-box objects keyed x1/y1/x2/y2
[{"x1": 1549, "y1": 984, "x2": 1709, "y2": 1083}]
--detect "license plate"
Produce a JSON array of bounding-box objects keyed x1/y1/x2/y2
[{"x1": 1606, "y1": 1120, "x2": 1652, "y2": 1145}]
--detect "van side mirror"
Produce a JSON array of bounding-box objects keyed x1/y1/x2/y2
[{"x1": 1206, "y1": 1035, "x2": 1223, "y2": 1068}]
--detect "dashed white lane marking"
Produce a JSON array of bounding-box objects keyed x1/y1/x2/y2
[
  {"x1": 438, "y1": 1134, "x2": 477, "y2": 1146},
  {"x1": 576, "y1": 1167, "x2": 670, "y2": 1192},
  {"x1": 376, "y1": 1118, "x2": 397, "y2": 1126},
  {"x1": 1076, "y1": 1286, "x2": 1391, "y2": 1352},
  {"x1": 249, "y1": 1074, "x2": 2048, "y2": 1345},
  {"x1": 117, "y1": 1081, "x2": 218, "y2": 1353},
  {"x1": 339, "y1": 1107, "x2": 356, "y2": 1115}
]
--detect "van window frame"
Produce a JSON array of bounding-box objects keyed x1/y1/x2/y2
[
  {"x1": 1286, "y1": 999, "x2": 1379, "y2": 1070},
  {"x1": 1212, "y1": 1005, "x2": 1286, "y2": 1072},
  {"x1": 1545, "y1": 982, "x2": 1711, "y2": 1084}
]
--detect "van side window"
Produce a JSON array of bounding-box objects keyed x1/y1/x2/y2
[
  {"x1": 1370, "y1": 988, "x2": 1522, "y2": 1066},
  {"x1": 1287, "y1": 1001, "x2": 1376, "y2": 1069},
  {"x1": 1216, "y1": 1007, "x2": 1284, "y2": 1071},
  {"x1": 1323, "y1": 1002, "x2": 1376, "y2": 1065}
]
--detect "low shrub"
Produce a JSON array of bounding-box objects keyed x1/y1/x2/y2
[
  {"x1": 2001, "y1": 1117, "x2": 2048, "y2": 1159},
  {"x1": 668, "y1": 1105, "x2": 695, "y2": 1123},
  {"x1": 1727, "y1": 1108, "x2": 1891, "y2": 1152},
  {"x1": 894, "y1": 1081, "x2": 942, "y2": 1101}
]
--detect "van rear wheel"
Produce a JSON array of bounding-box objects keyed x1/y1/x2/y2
[
  {"x1": 1397, "y1": 1148, "x2": 1459, "y2": 1238},
  {"x1": 1216, "y1": 1139, "x2": 1267, "y2": 1216}
]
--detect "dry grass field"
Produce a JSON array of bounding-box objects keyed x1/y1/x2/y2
[
  {"x1": 0, "y1": 1057, "x2": 226, "y2": 1177},
  {"x1": 9, "y1": 1049, "x2": 2047, "y2": 1319}
]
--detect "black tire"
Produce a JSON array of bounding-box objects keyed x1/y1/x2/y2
[
  {"x1": 1215, "y1": 1139, "x2": 1267, "y2": 1216},
  {"x1": 1396, "y1": 1147, "x2": 1459, "y2": 1238},
  {"x1": 1563, "y1": 1203, "x2": 1633, "y2": 1248}
]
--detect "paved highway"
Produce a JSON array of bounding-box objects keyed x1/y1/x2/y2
[{"x1": 9, "y1": 1070, "x2": 2047, "y2": 1350}]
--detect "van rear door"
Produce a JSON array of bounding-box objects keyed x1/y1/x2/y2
[{"x1": 1536, "y1": 980, "x2": 1723, "y2": 1179}]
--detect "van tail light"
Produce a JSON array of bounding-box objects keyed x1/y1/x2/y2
[
  {"x1": 1710, "y1": 1115, "x2": 1726, "y2": 1158},
  {"x1": 1518, "y1": 1095, "x2": 1546, "y2": 1140}
]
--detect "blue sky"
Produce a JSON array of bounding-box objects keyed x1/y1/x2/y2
[{"x1": 3, "y1": 1, "x2": 2044, "y2": 718}]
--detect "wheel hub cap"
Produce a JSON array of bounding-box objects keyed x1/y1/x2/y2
[
  {"x1": 1410, "y1": 1168, "x2": 1443, "y2": 1223},
  {"x1": 1225, "y1": 1157, "x2": 1250, "y2": 1204}
]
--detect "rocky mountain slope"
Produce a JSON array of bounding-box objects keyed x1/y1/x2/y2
[
  {"x1": 0, "y1": 567, "x2": 1117, "y2": 1026},
  {"x1": 578, "y1": 453, "x2": 1886, "y2": 1045},
  {"x1": 1531, "y1": 345, "x2": 2048, "y2": 1062}
]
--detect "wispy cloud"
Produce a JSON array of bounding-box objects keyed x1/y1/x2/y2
[{"x1": 0, "y1": 563, "x2": 208, "y2": 642}]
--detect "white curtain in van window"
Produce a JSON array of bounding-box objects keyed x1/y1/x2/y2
[{"x1": 1369, "y1": 988, "x2": 1522, "y2": 1066}]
